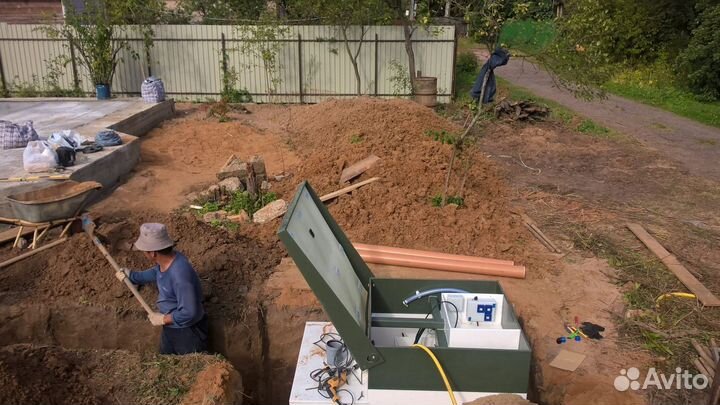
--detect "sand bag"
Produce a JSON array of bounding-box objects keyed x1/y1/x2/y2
[
  {"x1": 141, "y1": 76, "x2": 165, "y2": 103},
  {"x1": 23, "y1": 141, "x2": 58, "y2": 173},
  {"x1": 1, "y1": 120, "x2": 39, "y2": 150}
]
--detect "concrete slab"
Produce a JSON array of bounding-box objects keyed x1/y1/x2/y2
[{"x1": 0, "y1": 98, "x2": 175, "y2": 218}]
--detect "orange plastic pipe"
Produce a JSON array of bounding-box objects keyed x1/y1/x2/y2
[
  {"x1": 358, "y1": 251, "x2": 526, "y2": 279},
  {"x1": 353, "y1": 243, "x2": 514, "y2": 266}
]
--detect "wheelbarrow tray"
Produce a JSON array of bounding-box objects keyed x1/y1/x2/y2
[{"x1": 6, "y1": 181, "x2": 102, "y2": 223}]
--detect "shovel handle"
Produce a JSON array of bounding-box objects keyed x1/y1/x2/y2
[{"x1": 87, "y1": 233, "x2": 154, "y2": 315}]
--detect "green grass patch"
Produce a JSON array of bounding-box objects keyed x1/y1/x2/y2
[
  {"x1": 431, "y1": 194, "x2": 464, "y2": 207},
  {"x1": 577, "y1": 119, "x2": 611, "y2": 137},
  {"x1": 499, "y1": 20, "x2": 556, "y2": 55},
  {"x1": 605, "y1": 81, "x2": 720, "y2": 129},
  {"x1": 604, "y1": 60, "x2": 720, "y2": 128}
]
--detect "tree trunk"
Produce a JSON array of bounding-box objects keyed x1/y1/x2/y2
[
  {"x1": 342, "y1": 27, "x2": 365, "y2": 96},
  {"x1": 402, "y1": 21, "x2": 417, "y2": 94},
  {"x1": 440, "y1": 72, "x2": 490, "y2": 206},
  {"x1": 444, "y1": 0, "x2": 451, "y2": 17}
]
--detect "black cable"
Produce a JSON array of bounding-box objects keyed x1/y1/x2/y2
[{"x1": 413, "y1": 300, "x2": 460, "y2": 344}]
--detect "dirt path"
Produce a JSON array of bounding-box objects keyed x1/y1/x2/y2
[{"x1": 474, "y1": 50, "x2": 720, "y2": 181}]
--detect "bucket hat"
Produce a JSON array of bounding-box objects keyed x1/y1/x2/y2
[{"x1": 134, "y1": 223, "x2": 174, "y2": 252}]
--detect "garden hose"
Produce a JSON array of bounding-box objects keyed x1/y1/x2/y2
[
  {"x1": 655, "y1": 292, "x2": 697, "y2": 307},
  {"x1": 412, "y1": 344, "x2": 457, "y2": 405}
]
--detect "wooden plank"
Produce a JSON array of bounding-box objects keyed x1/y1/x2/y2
[
  {"x1": 0, "y1": 227, "x2": 34, "y2": 245},
  {"x1": 627, "y1": 223, "x2": 720, "y2": 307},
  {"x1": 0, "y1": 237, "x2": 68, "y2": 269},
  {"x1": 264, "y1": 177, "x2": 381, "y2": 222},
  {"x1": 320, "y1": 177, "x2": 380, "y2": 202},
  {"x1": 340, "y1": 154, "x2": 380, "y2": 183}
]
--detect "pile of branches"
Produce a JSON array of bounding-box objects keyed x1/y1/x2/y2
[{"x1": 494, "y1": 99, "x2": 550, "y2": 121}]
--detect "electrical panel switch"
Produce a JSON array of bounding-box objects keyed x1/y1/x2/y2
[{"x1": 465, "y1": 297, "x2": 497, "y2": 323}]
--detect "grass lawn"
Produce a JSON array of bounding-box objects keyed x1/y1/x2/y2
[
  {"x1": 497, "y1": 20, "x2": 720, "y2": 128},
  {"x1": 604, "y1": 80, "x2": 720, "y2": 129}
]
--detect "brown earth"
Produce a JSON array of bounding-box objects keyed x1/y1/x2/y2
[
  {"x1": 3, "y1": 96, "x2": 714, "y2": 405},
  {"x1": 0, "y1": 344, "x2": 236, "y2": 405}
]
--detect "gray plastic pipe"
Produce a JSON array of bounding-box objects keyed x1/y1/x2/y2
[{"x1": 402, "y1": 288, "x2": 470, "y2": 306}]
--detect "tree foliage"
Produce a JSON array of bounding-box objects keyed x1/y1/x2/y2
[
  {"x1": 678, "y1": 4, "x2": 720, "y2": 100},
  {"x1": 43, "y1": 0, "x2": 163, "y2": 87},
  {"x1": 176, "y1": 0, "x2": 266, "y2": 23}
]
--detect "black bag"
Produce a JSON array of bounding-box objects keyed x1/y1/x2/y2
[{"x1": 56, "y1": 146, "x2": 76, "y2": 167}]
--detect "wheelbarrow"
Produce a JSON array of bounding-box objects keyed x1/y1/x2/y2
[{"x1": 0, "y1": 181, "x2": 102, "y2": 256}]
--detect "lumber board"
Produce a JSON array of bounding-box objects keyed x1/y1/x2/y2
[
  {"x1": 320, "y1": 177, "x2": 380, "y2": 202},
  {"x1": 340, "y1": 155, "x2": 380, "y2": 183},
  {"x1": 265, "y1": 177, "x2": 380, "y2": 222},
  {"x1": 627, "y1": 223, "x2": 720, "y2": 307},
  {"x1": 0, "y1": 227, "x2": 34, "y2": 244},
  {"x1": 0, "y1": 237, "x2": 67, "y2": 269}
]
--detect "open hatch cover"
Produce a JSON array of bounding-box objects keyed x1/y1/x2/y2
[{"x1": 277, "y1": 181, "x2": 383, "y2": 369}]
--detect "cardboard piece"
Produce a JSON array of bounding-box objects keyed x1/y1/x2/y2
[{"x1": 549, "y1": 349, "x2": 586, "y2": 372}]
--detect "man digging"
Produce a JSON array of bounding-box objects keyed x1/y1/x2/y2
[{"x1": 116, "y1": 223, "x2": 208, "y2": 355}]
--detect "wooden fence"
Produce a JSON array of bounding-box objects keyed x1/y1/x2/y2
[{"x1": 0, "y1": 23, "x2": 457, "y2": 103}]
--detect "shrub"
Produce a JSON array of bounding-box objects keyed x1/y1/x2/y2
[
  {"x1": 677, "y1": 4, "x2": 720, "y2": 101},
  {"x1": 456, "y1": 52, "x2": 479, "y2": 75}
]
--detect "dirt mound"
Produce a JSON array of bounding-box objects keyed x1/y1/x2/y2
[
  {"x1": 97, "y1": 107, "x2": 299, "y2": 213},
  {"x1": 0, "y1": 211, "x2": 282, "y2": 319},
  {"x1": 277, "y1": 98, "x2": 526, "y2": 259},
  {"x1": 0, "y1": 344, "x2": 232, "y2": 405}
]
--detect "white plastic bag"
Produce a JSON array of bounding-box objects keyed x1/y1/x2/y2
[
  {"x1": 48, "y1": 130, "x2": 87, "y2": 150},
  {"x1": 23, "y1": 141, "x2": 58, "y2": 173}
]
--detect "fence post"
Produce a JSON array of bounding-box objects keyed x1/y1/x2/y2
[
  {"x1": 69, "y1": 41, "x2": 80, "y2": 92},
  {"x1": 0, "y1": 47, "x2": 7, "y2": 97},
  {"x1": 298, "y1": 33, "x2": 303, "y2": 104},
  {"x1": 450, "y1": 27, "x2": 458, "y2": 99},
  {"x1": 221, "y1": 32, "x2": 228, "y2": 95},
  {"x1": 374, "y1": 33, "x2": 379, "y2": 96}
]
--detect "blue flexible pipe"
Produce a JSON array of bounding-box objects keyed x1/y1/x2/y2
[{"x1": 402, "y1": 288, "x2": 470, "y2": 306}]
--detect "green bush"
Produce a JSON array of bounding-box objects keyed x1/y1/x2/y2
[
  {"x1": 455, "y1": 52, "x2": 479, "y2": 75},
  {"x1": 678, "y1": 5, "x2": 720, "y2": 101}
]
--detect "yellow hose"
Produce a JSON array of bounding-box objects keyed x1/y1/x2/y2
[
  {"x1": 412, "y1": 344, "x2": 457, "y2": 405},
  {"x1": 655, "y1": 292, "x2": 697, "y2": 307}
]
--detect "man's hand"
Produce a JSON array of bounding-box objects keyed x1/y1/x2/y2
[
  {"x1": 115, "y1": 268, "x2": 131, "y2": 282},
  {"x1": 148, "y1": 312, "x2": 166, "y2": 326}
]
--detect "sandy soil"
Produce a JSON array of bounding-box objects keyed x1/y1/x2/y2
[
  {"x1": 2, "y1": 97, "x2": 715, "y2": 405},
  {"x1": 0, "y1": 344, "x2": 237, "y2": 405}
]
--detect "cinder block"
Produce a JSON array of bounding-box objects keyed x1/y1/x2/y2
[{"x1": 217, "y1": 161, "x2": 248, "y2": 181}]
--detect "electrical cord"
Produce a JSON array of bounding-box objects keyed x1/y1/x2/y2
[
  {"x1": 308, "y1": 333, "x2": 356, "y2": 405},
  {"x1": 412, "y1": 344, "x2": 457, "y2": 405},
  {"x1": 414, "y1": 300, "x2": 459, "y2": 345}
]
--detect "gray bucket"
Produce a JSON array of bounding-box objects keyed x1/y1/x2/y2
[{"x1": 326, "y1": 339, "x2": 347, "y2": 367}]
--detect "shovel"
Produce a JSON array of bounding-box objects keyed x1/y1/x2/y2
[{"x1": 80, "y1": 213, "x2": 154, "y2": 315}]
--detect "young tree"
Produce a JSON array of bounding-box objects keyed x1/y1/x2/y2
[
  {"x1": 294, "y1": 0, "x2": 388, "y2": 95},
  {"x1": 43, "y1": 0, "x2": 162, "y2": 92}
]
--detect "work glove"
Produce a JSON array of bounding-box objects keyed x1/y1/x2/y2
[
  {"x1": 580, "y1": 321, "x2": 605, "y2": 339},
  {"x1": 114, "y1": 268, "x2": 131, "y2": 282},
  {"x1": 148, "y1": 312, "x2": 166, "y2": 327}
]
